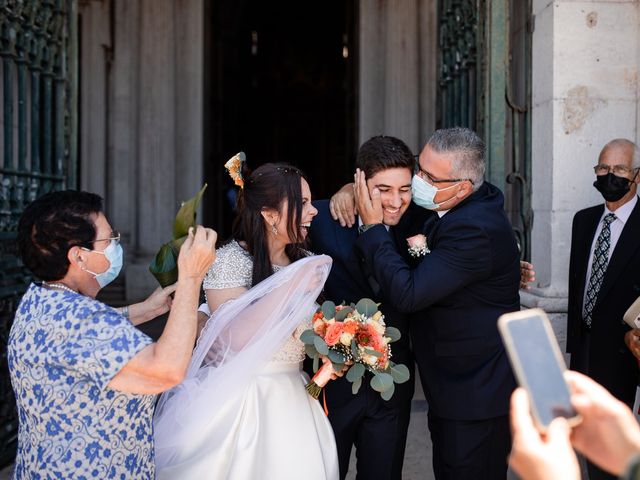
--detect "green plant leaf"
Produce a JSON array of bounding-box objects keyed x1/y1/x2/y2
[
  {"x1": 313, "y1": 336, "x2": 329, "y2": 356},
  {"x1": 355, "y1": 298, "x2": 378, "y2": 317},
  {"x1": 148, "y1": 243, "x2": 178, "y2": 287},
  {"x1": 313, "y1": 354, "x2": 320, "y2": 373},
  {"x1": 351, "y1": 339, "x2": 360, "y2": 361},
  {"x1": 364, "y1": 348, "x2": 382, "y2": 358},
  {"x1": 305, "y1": 344, "x2": 319, "y2": 359},
  {"x1": 300, "y1": 329, "x2": 317, "y2": 345},
  {"x1": 321, "y1": 301, "x2": 336, "y2": 319},
  {"x1": 370, "y1": 372, "x2": 394, "y2": 392},
  {"x1": 346, "y1": 362, "x2": 366, "y2": 382},
  {"x1": 331, "y1": 362, "x2": 345, "y2": 373},
  {"x1": 328, "y1": 349, "x2": 345, "y2": 364},
  {"x1": 351, "y1": 377, "x2": 362, "y2": 395},
  {"x1": 380, "y1": 382, "x2": 395, "y2": 401},
  {"x1": 385, "y1": 326, "x2": 401, "y2": 343},
  {"x1": 173, "y1": 184, "x2": 208, "y2": 239},
  {"x1": 389, "y1": 363, "x2": 411, "y2": 384},
  {"x1": 335, "y1": 306, "x2": 354, "y2": 321}
]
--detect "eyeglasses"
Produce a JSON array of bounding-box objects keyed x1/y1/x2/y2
[
  {"x1": 593, "y1": 164, "x2": 640, "y2": 177},
  {"x1": 414, "y1": 164, "x2": 474, "y2": 185},
  {"x1": 94, "y1": 231, "x2": 121, "y2": 245}
]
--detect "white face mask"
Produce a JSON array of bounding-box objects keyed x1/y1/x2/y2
[
  {"x1": 411, "y1": 174, "x2": 460, "y2": 210},
  {"x1": 81, "y1": 240, "x2": 124, "y2": 288}
]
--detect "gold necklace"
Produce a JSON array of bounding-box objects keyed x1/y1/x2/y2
[{"x1": 43, "y1": 282, "x2": 78, "y2": 294}]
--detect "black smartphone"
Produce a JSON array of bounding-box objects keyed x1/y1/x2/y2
[{"x1": 498, "y1": 308, "x2": 581, "y2": 431}]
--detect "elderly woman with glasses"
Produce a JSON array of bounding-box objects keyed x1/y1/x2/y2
[{"x1": 7, "y1": 190, "x2": 216, "y2": 479}]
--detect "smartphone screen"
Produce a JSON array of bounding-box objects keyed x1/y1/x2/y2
[{"x1": 499, "y1": 309, "x2": 579, "y2": 430}]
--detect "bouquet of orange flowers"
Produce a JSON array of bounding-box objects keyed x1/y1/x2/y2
[{"x1": 301, "y1": 298, "x2": 410, "y2": 400}]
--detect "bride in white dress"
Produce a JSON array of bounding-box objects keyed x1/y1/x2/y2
[{"x1": 154, "y1": 163, "x2": 340, "y2": 479}]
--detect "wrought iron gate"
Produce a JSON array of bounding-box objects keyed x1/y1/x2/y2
[
  {"x1": 0, "y1": 0, "x2": 77, "y2": 465},
  {"x1": 437, "y1": 0, "x2": 533, "y2": 260}
]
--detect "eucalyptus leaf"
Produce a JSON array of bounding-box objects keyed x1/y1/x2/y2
[
  {"x1": 380, "y1": 382, "x2": 396, "y2": 401},
  {"x1": 328, "y1": 349, "x2": 345, "y2": 364},
  {"x1": 351, "y1": 339, "x2": 360, "y2": 361},
  {"x1": 364, "y1": 348, "x2": 382, "y2": 358},
  {"x1": 313, "y1": 354, "x2": 319, "y2": 373},
  {"x1": 346, "y1": 362, "x2": 366, "y2": 382},
  {"x1": 389, "y1": 363, "x2": 411, "y2": 384},
  {"x1": 305, "y1": 344, "x2": 318, "y2": 359},
  {"x1": 370, "y1": 372, "x2": 394, "y2": 393},
  {"x1": 313, "y1": 336, "x2": 329, "y2": 356},
  {"x1": 352, "y1": 377, "x2": 362, "y2": 395},
  {"x1": 335, "y1": 306, "x2": 354, "y2": 321},
  {"x1": 300, "y1": 329, "x2": 317, "y2": 345},
  {"x1": 173, "y1": 184, "x2": 208, "y2": 239},
  {"x1": 321, "y1": 301, "x2": 336, "y2": 319},
  {"x1": 385, "y1": 326, "x2": 401, "y2": 342},
  {"x1": 355, "y1": 298, "x2": 378, "y2": 317}
]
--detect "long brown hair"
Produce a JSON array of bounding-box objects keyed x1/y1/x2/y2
[{"x1": 232, "y1": 162, "x2": 309, "y2": 286}]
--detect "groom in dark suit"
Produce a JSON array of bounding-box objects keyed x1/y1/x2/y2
[
  {"x1": 354, "y1": 127, "x2": 520, "y2": 480},
  {"x1": 566, "y1": 138, "x2": 640, "y2": 480},
  {"x1": 309, "y1": 136, "x2": 427, "y2": 480}
]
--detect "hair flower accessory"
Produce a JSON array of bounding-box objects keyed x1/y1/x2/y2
[
  {"x1": 407, "y1": 234, "x2": 429, "y2": 257},
  {"x1": 225, "y1": 152, "x2": 246, "y2": 188}
]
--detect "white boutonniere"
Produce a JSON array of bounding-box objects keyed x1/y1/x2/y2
[{"x1": 407, "y1": 234, "x2": 430, "y2": 257}]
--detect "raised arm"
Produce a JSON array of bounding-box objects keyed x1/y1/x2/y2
[
  {"x1": 355, "y1": 222, "x2": 491, "y2": 313},
  {"x1": 108, "y1": 226, "x2": 216, "y2": 394}
]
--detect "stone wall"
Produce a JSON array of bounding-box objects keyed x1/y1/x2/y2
[{"x1": 525, "y1": 0, "x2": 640, "y2": 318}]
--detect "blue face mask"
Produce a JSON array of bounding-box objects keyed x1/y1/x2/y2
[
  {"x1": 411, "y1": 174, "x2": 460, "y2": 210},
  {"x1": 82, "y1": 240, "x2": 124, "y2": 288}
]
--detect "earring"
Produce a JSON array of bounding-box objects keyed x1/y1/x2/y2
[{"x1": 271, "y1": 224, "x2": 278, "y2": 236}]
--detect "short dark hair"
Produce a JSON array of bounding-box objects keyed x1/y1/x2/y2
[
  {"x1": 356, "y1": 136, "x2": 415, "y2": 178},
  {"x1": 17, "y1": 190, "x2": 103, "y2": 281},
  {"x1": 427, "y1": 127, "x2": 485, "y2": 190},
  {"x1": 233, "y1": 163, "x2": 308, "y2": 286}
]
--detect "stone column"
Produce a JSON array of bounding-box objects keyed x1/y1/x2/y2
[
  {"x1": 78, "y1": 0, "x2": 111, "y2": 197},
  {"x1": 359, "y1": 0, "x2": 437, "y2": 153},
  {"x1": 524, "y1": 0, "x2": 640, "y2": 345},
  {"x1": 107, "y1": 0, "x2": 204, "y2": 301}
]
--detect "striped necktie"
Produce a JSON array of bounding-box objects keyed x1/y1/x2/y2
[{"x1": 583, "y1": 213, "x2": 617, "y2": 328}]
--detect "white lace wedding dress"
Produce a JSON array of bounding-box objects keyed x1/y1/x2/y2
[{"x1": 153, "y1": 243, "x2": 339, "y2": 479}]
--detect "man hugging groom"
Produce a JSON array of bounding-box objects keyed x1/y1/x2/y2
[{"x1": 311, "y1": 127, "x2": 521, "y2": 480}]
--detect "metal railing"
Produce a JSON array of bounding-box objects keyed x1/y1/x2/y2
[{"x1": 0, "y1": 0, "x2": 76, "y2": 466}]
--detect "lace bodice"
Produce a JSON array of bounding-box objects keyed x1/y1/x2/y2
[{"x1": 203, "y1": 240, "x2": 310, "y2": 364}]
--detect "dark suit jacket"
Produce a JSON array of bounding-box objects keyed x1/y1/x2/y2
[
  {"x1": 355, "y1": 182, "x2": 520, "y2": 420},
  {"x1": 567, "y1": 198, "x2": 640, "y2": 407},
  {"x1": 309, "y1": 200, "x2": 419, "y2": 409}
]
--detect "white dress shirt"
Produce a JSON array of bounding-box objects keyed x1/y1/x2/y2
[{"x1": 582, "y1": 195, "x2": 638, "y2": 313}]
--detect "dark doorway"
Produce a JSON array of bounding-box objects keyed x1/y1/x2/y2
[{"x1": 203, "y1": 0, "x2": 357, "y2": 239}]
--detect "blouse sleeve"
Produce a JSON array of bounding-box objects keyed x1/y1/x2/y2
[{"x1": 203, "y1": 241, "x2": 253, "y2": 290}]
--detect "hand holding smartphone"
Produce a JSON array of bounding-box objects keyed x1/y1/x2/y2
[{"x1": 498, "y1": 308, "x2": 581, "y2": 431}]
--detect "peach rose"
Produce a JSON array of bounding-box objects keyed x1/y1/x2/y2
[{"x1": 325, "y1": 322, "x2": 345, "y2": 346}]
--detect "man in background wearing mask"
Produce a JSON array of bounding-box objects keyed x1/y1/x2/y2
[
  {"x1": 566, "y1": 139, "x2": 640, "y2": 480},
  {"x1": 354, "y1": 127, "x2": 521, "y2": 479}
]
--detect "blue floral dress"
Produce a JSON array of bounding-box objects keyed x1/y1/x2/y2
[{"x1": 8, "y1": 284, "x2": 155, "y2": 479}]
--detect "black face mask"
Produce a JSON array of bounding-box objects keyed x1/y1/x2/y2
[{"x1": 593, "y1": 173, "x2": 632, "y2": 202}]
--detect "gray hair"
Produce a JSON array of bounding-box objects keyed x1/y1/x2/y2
[
  {"x1": 599, "y1": 138, "x2": 640, "y2": 169},
  {"x1": 426, "y1": 127, "x2": 485, "y2": 191}
]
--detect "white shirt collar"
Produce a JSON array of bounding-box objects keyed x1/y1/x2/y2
[{"x1": 604, "y1": 195, "x2": 637, "y2": 224}]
